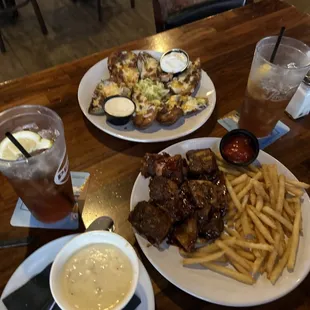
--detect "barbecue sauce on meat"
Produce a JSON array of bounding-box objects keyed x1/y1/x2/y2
[{"x1": 131, "y1": 148, "x2": 228, "y2": 252}]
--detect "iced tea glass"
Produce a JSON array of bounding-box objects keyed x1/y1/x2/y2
[
  {"x1": 239, "y1": 36, "x2": 310, "y2": 137},
  {"x1": 0, "y1": 105, "x2": 75, "y2": 223}
]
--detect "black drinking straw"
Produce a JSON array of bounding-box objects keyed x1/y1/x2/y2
[
  {"x1": 270, "y1": 27, "x2": 286, "y2": 63},
  {"x1": 5, "y1": 132, "x2": 31, "y2": 159}
]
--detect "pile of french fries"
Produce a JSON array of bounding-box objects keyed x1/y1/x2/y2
[{"x1": 180, "y1": 153, "x2": 310, "y2": 285}]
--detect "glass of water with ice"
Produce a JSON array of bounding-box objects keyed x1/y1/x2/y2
[
  {"x1": 0, "y1": 105, "x2": 75, "y2": 223},
  {"x1": 239, "y1": 36, "x2": 310, "y2": 137}
]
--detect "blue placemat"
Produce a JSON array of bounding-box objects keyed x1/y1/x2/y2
[
  {"x1": 10, "y1": 172, "x2": 90, "y2": 230},
  {"x1": 217, "y1": 110, "x2": 290, "y2": 149}
]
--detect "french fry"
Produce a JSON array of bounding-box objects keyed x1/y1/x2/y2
[
  {"x1": 275, "y1": 175, "x2": 285, "y2": 213},
  {"x1": 234, "y1": 239, "x2": 273, "y2": 252},
  {"x1": 262, "y1": 164, "x2": 271, "y2": 189},
  {"x1": 282, "y1": 209, "x2": 292, "y2": 224},
  {"x1": 248, "y1": 205, "x2": 277, "y2": 230},
  {"x1": 241, "y1": 194, "x2": 250, "y2": 210},
  {"x1": 227, "y1": 219, "x2": 234, "y2": 227},
  {"x1": 202, "y1": 262, "x2": 255, "y2": 285},
  {"x1": 231, "y1": 174, "x2": 248, "y2": 186},
  {"x1": 234, "y1": 182, "x2": 246, "y2": 194},
  {"x1": 225, "y1": 209, "x2": 236, "y2": 221},
  {"x1": 253, "y1": 255, "x2": 266, "y2": 275},
  {"x1": 215, "y1": 240, "x2": 252, "y2": 271},
  {"x1": 249, "y1": 164, "x2": 260, "y2": 173},
  {"x1": 237, "y1": 179, "x2": 254, "y2": 201},
  {"x1": 196, "y1": 238, "x2": 236, "y2": 254},
  {"x1": 285, "y1": 179, "x2": 310, "y2": 189},
  {"x1": 259, "y1": 265, "x2": 265, "y2": 274},
  {"x1": 287, "y1": 202, "x2": 301, "y2": 271},
  {"x1": 219, "y1": 166, "x2": 242, "y2": 176},
  {"x1": 215, "y1": 256, "x2": 228, "y2": 263},
  {"x1": 269, "y1": 186, "x2": 276, "y2": 209},
  {"x1": 236, "y1": 249, "x2": 256, "y2": 261},
  {"x1": 182, "y1": 251, "x2": 225, "y2": 265},
  {"x1": 262, "y1": 206, "x2": 293, "y2": 232},
  {"x1": 275, "y1": 222, "x2": 285, "y2": 257},
  {"x1": 296, "y1": 201, "x2": 303, "y2": 234},
  {"x1": 225, "y1": 227, "x2": 242, "y2": 239},
  {"x1": 283, "y1": 200, "x2": 295, "y2": 219},
  {"x1": 226, "y1": 174, "x2": 235, "y2": 181},
  {"x1": 286, "y1": 197, "x2": 300, "y2": 204},
  {"x1": 269, "y1": 240, "x2": 291, "y2": 284},
  {"x1": 270, "y1": 165, "x2": 279, "y2": 197},
  {"x1": 215, "y1": 152, "x2": 223, "y2": 161},
  {"x1": 226, "y1": 177, "x2": 243, "y2": 212},
  {"x1": 241, "y1": 210, "x2": 255, "y2": 239},
  {"x1": 253, "y1": 180, "x2": 269, "y2": 201},
  {"x1": 253, "y1": 171, "x2": 263, "y2": 181},
  {"x1": 285, "y1": 183, "x2": 304, "y2": 197},
  {"x1": 255, "y1": 195, "x2": 264, "y2": 212},
  {"x1": 250, "y1": 189, "x2": 256, "y2": 206},
  {"x1": 247, "y1": 208, "x2": 274, "y2": 244},
  {"x1": 266, "y1": 232, "x2": 281, "y2": 275},
  {"x1": 235, "y1": 218, "x2": 242, "y2": 230},
  {"x1": 230, "y1": 258, "x2": 250, "y2": 275},
  {"x1": 253, "y1": 249, "x2": 262, "y2": 258},
  {"x1": 236, "y1": 167, "x2": 257, "y2": 178},
  {"x1": 254, "y1": 227, "x2": 266, "y2": 244}
]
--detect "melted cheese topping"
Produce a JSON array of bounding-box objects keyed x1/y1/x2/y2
[
  {"x1": 62, "y1": 244, "x2": 133, "y2": 310},
  {"x1": 181, "y1": 97, "x2": 208, "y2": 114}
]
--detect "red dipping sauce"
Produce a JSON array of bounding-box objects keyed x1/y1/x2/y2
[{"x1": 222, "y1": 135, "x2": 254, "y2": 163}]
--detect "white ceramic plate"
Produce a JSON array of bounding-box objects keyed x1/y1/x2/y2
[
  {"x1": 1, "y1": 235, "x2": 155, "y2": 310},
  {"x1": 78, "y1": 51, "x2": 216, "y2": 143},
  {"x1": 130, "y1": 137, "x2": 310, "y2": 307}
]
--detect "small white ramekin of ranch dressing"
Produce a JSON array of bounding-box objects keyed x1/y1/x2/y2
[{"x1": 160, "y1": 49, "x2": 189, "y2": 74}]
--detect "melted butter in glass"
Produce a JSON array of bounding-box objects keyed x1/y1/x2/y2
[{"x1": 62, "y1": 244, "x2": 133, "y2": 310}]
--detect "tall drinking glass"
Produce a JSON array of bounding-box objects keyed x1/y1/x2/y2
[
  {"x1": 239, "y1": 36, "x2": 310, "y2": 137},
  {"x1": 0, "y1": 105, "x2": 75, "y2": 223}
]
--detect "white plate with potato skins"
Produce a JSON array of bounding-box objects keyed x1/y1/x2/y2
[
  {"x1": 130, "y1": 137, "x2": 310, "y2": 307},
  {"x1": 78, "y1": 50, "x2": 216, "y2": 143}
]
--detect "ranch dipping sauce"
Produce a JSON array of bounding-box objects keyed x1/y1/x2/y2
[
  {"x1": 62, "y1": 243, "x2": 133, "y2": 310},
  {"x1": 104, "y1": 97, "x2": 135, "y2": 117},
  {"x1": 160, "y1": 50, "x2": 189, "y2": 74}
]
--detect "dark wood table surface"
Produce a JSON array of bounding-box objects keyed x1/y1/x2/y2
[{"x1": 1, "y1": 0, "x2": 310, "y2": 309}]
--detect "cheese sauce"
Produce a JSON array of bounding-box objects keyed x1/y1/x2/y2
[
  {"x1": 62, "y1": 244, "x2": 133, "y2": 310},
  {"x1": 160, "y1": 51, "x2": 188, "y2": 73}
]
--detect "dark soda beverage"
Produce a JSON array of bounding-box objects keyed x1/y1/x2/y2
[
  {"x1": 239, "y1": 36, "x2": 310, "y2": 137},
  {"x1": 239, "y1": 86, "x2": 294, "y2": 137},
  {"x1": 0, "y1": 105, "x2": 75, "y2": 223}
]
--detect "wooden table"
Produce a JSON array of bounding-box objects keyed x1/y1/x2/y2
[{"x1": 1, "y1": 0, "x2": 310, "y2": 308}]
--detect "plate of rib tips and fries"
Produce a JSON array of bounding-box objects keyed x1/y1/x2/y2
[
  {"x1": 129, "y1": 138, "x2": 310, "y2": 307},
  {"x1": 77, "y1": 50, "x2": 216, "y2": 143}
]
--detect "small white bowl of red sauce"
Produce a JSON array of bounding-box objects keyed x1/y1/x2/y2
[{"x1": 220, "y1": 129, "x2": 259, "y2": 166}]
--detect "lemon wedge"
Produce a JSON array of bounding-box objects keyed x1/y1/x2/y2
[
  {"x1": 0, "y1": 130, "x2": 53, "y2": 160},
  {"x1": 258, "y1": 63, "x2": 271, "y2": 76}
]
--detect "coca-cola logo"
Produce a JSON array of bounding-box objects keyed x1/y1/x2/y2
[{"x1": 54, "y1": 150, "x2": 69, "y2": 185}]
